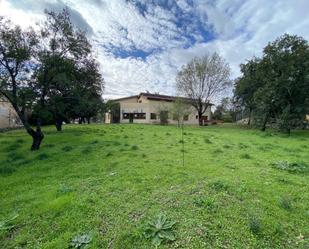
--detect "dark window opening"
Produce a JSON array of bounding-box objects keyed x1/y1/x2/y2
[
  {"x1": 134, "y1": 113, "x2": 146, "y2": 119},
  {"x1": 123, "y1": 113, "x2": 129, "y2": 119},
  {"x1": 150, "y1": 113, "x2": 157, "y2": 120},
  {"x1": 183, "y1": 115, "x2": 189, "y2": 121}
]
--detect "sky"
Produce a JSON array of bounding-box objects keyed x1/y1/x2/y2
[{"x1": 1, "y1": 0, "x2": 309, "y2": 101}]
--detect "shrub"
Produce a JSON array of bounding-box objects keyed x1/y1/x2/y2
[{"x1": 143, "y1": 214, "x2": 176, "y2": 247}]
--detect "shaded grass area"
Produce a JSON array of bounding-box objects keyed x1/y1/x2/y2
[{"x1": 0, "y1": 124, "x2": 309, "y2": 248}]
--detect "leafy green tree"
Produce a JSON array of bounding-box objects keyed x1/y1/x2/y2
[
  {"x1": 0, "y1": 17, "x2": 44, "y2": 150},
  {"x1": 235, "y1": 34, "x2": 309, "y2": 133}
]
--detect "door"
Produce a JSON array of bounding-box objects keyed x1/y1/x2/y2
[{"x1": 129, "y1": 113, "x2": 134, "y2": 123}]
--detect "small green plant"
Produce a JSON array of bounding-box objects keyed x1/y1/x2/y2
[
  {"x1": 131, "y1": 145, "x2": 139, "y2": 150},
  {"x1": 223, "y1": 144, "x2": 231, "y2": 149},
  {"x1": 144, "y1": 214, "x2": 176, "y2": 247},
  {"x1": 0, "y1": 214, "x2": 18, "y2": 233},
  {"x1": 204, "y1": 138, "x2": 212, "y2": 144},
  {"x1": 37, "y1": 153, "x2": 48, "y2": 160},
  {"x1": 57, "y1": 184, "x2": 73, "y2": 195},
  {"x1": 90, "y1": 140, "x2": 99, "y2": 144},
  {"x1": 210, "y1": 180, "x2": 229, "y2": 192},
  {"x1": 193, "y1": 196, "x2": 217, "y2": 211},
  {"x1": 279, "y1": 196, "x2": 292, "y2": 210},
  {"x1": 248, "y1": 216, "x2": 262, "y2": 235},
  {"x1": 70, "y1": 234, "x2": 92, "y2": 248},
  {"x1": 0, "y1": 165, "x2": 16, "y2": 175},
  {"x1": 62, "y1": 146, "x2": 73, "y2": 152},
  {"x1": 240, "y1": 153, "x2": 251, "y2": 159},
  {"x1": 272, "y1": 161, "x2": 308, "y2": 173}
]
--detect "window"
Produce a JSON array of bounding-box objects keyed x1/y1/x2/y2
[
  {"x1": 123, "y1": 113, "x2": 129, "y2": 119},
  {"x1": 196, "y1": 115, "x2": 198, "y2": 119},
  {"x1": 183, "y1": 115, "x2": 189, "y2": 121},
  {"x1": 150, "y1": 113, "x2": 157, "y2": 120},
  {"x1": 134, "y1": 113, "x2": 146, "y2": 119}
]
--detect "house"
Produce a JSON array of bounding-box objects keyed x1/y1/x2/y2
[
  {"x1": 0, "y1": 97, "x2": 21, "y2": 129},
  {"x1": 105, "y1": 92, "x2": 212, "y2": 125}
]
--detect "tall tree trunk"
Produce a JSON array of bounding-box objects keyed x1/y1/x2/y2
[
  {"x1": 27, "y1": 126, "x2": 44, "y2": 150},
  {"x1": 247, "y1": 108, "x2": 252, "y2": 125},
  {"x1": 87, "y1": 117, "x2": 90, "y2": 124},
  {"x1": 55, "y1": 118, "x2": 62, "y2": 131},
  {"x1": 261, "y1": 113, "x2": 269, "y2": 131},
  {"x1": 198, "y1": 112, "x2": 203, "y2": 126}
]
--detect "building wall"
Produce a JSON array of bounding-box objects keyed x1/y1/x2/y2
[
  {"x1": 0, "y1": 99, "x2": 21, "y2": 128},
  {"x1": 117, "y1": 97, "x2": 211, "y2": 125}
]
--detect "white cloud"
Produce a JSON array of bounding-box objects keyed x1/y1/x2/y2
[{"x1": 1, "y1": 0, "x2": 309, "y2": 103}]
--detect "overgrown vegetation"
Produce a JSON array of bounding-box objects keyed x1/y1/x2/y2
[{"x1": 0, "y1": 124, "x2": 308, "y2": 248}]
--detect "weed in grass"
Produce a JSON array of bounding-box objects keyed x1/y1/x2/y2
[
  {"x1": 45, "y1": 144, "x2": 55, "y2": 148},
  {"x1": 81, "y1": 147, "x2": 92, "y2": 154},
  {"x1": 131, "y1": 145, "x2": 139, "y2": 150},
  {"x1": 210, "y1": 181, "x2": 229, "y2": 192},
  {"x1": 240, "y1": 153, "x2": 252, "y2": 159},
  {"x1": 248, "y1": 216, "x2": 262, "y2": 235},
  {"x1": 0, "y1": 165, "x2": 16, "y2": 175},
  {"x1": 193, "y1": 196, "x2": 217, "y2": 212},
  {"x1": 38, "y1": 153, "x2": 48, "y2": 160},
  {"x1": 124, "y1": 135, "x2": 128, "y2": 138},
  {"x1": 0, "y1": 214, "x2": 19, "y2": 232},
  {"x1": 5, "y1": 143, "x2": 21, "y2": 152},
  {"x1": 223, "y1": 144, "x2": 231, "y2": 149},
  {"x1": 70, "y1": 234, "x2": 92, "y2": 248},
  {"x1": 142, "y1": 154, "x2": 146, "y2": 158},
  {"x1": 62, "y1": 146, "x2": 73, "y2": 152},
  {"x1": 166, "y1": 132, "x2": 171, "y2": 136},
  {"x1": 57, "y1": 184, "x2": 73, "y2": 195},
  {"x1": 272, "y1": 161, "x2": 308, "y2": 173},
  {"x1": 274, "y1": 223, "x2": 284, "y2": 235},
  {"x1": 143, "y1": 214, "x2": 176, "y2": 247},
  {"x1": 279, "y1": 196, "x2": 292, "y2": 211},
  {"x1": 114, "y1": 141, "x2": 121, "y2": 146},
  {"x1": 204, "y1": 138, "x2": 212, "y2": 144},
  {"x1": 213, "y1": 148, "x2": 223, "y2": 154},
  {"x1": 15, "y1": 138, "x2": 25, "y2": 144},
  {"x1": 7, "y1": 153, "x2": 25, "y2": 162},
  {"x1": 179, "y1": 139, "x2": 184, "y2": 144},
  {"x1": 124, "y1": 143, "x2": 129, "y2": 147},
  {"x1": 106, "y1": 152, "x2": 113, "y2": 157},
  {"x1": 90, "y1": 140, "x2": 99, "y2": 145}
]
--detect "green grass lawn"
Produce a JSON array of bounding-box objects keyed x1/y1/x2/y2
[{"x1": 0, "y1": 124, "x2": 308, "y2": 248}]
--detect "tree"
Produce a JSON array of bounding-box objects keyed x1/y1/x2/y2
[
  {"x1": 234, "y1": 58, "x2": 262, "y2": 125},
  {"x1": 35, "y1": 8, "x2": 97, "y2": 131},
  {"x1": 0, "y1": 17, "x2": 44, "y2": 150},
  {"x1": 170, "y1": 97, "x2": 191, "y2": 127},
  {"x1": 176, "y1": 53, "x2": 231, "y2": 126},
  {"x1": 235, "y1": 34, "x2": 309, "y2": 133}
]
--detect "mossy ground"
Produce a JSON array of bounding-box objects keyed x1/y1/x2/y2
[{"x1": 0, "y1": 124, "x2": 308, "y2": 248}]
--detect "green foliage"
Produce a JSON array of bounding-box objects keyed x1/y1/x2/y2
[
  {"x1": 0, "y1": 214, "x2": 18, "y2": 233},
  {"x1": 144, "y1": 214, "x2": 177, "y2": 247},
  {"x1": 70, "y1": 234, "x2": 92, "y2": 248},
  {"x1": 234, "y1": 34, "x2": 309, "y2": 132},
  {"x1": 62, "y1": 146, "x2": 73, "y2": 152},
  {"x1": 248, "y1": 216, "x2": 262, "y2": 235},
  {"x1": 279, "y1": 196, "x2": 292, "y2": 211},
  {"x1": 272, "y1": 161, "x2": 308, "y2": 173}
]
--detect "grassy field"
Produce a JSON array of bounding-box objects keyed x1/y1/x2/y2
[{"x1": 0, "y1": 124, "x2": 308, "y2": 248}]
